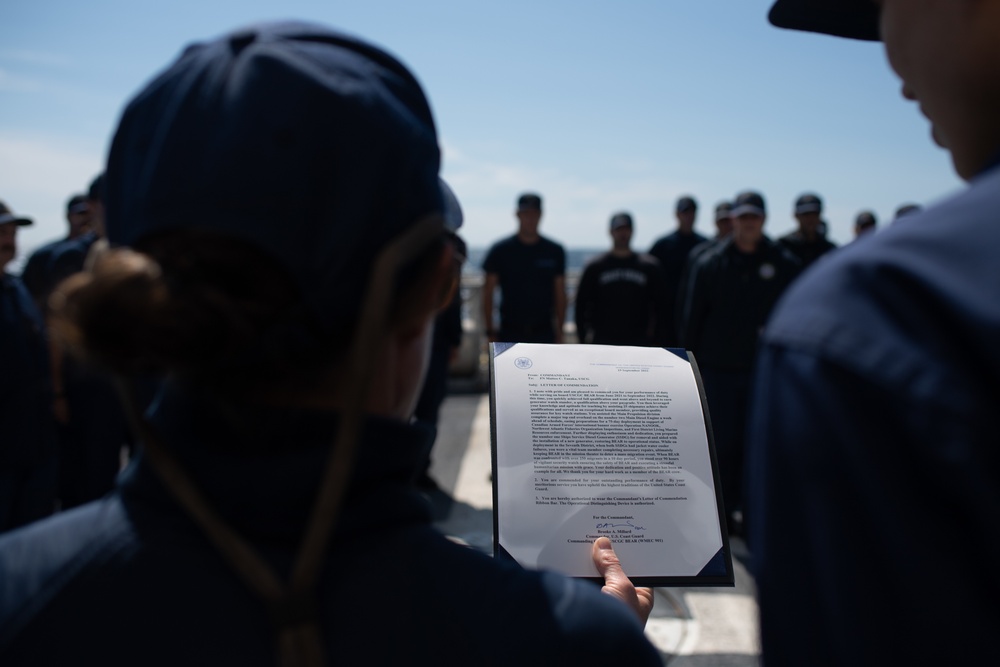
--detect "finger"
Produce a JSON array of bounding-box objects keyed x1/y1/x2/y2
[{"x1": 592, "y1": 537, "x2": 653, "y2": 625}]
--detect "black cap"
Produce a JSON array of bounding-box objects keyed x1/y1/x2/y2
[
  {"x1": 105, "y1": 22, "x2": 442, "y2": 331},
  {"x1": 66, "y1": 194, "x2": 90, "y2": 214},
  {"x1": 794, "y1": 193, "x2": 823, "y2": 215},
  {"x1": 855, "y1": 210, "x2": 877, "y2": 228},
  {"x1": 714, "y1": 201, "x2": 733, "y2": 222},
  {"x1": 731, "y1": 191, "x2": 766, "y2": 218},
  {"x1": 676, "y1": 196, "x2": 697, "y2": 213},
  {"x1": 609, "y1": 212, "x2": 633, "y2": 230},
  {"x1": 517, "y1": 193, "x2": 542, "y2": 212},
  {"x1": 0, "y1": 201, "x2": 33, "y2": 227},
  {"x1": 768, "y1": 0, "x2": 880, "y2": 42}
]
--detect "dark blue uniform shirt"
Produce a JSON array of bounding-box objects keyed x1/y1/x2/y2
[
  {"x1": 0, "y1": 383, "x2": 659, "y2": 666},
  {"x1": 0, "y1": 274, "x2": 55, "y2": 469},
  {"x1": 747, "y1": 165, "x2": 1000, "y2": 666}
]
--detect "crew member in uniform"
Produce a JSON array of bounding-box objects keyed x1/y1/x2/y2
[
  {"x1": 574, "y1": 212, "x2": 666, "y2": 346},
  {"x1": 649, "y1": 195, "x2": 708, "y2": 346},
  {"x1": 0, "y1": 201, "x2": 57, "y2": 532},
  {"x1": 482, "y1": 193, "x2": 567, "y2": 343},
  {"x1": 777, "y1": 192, "x2": 837, "y2": 270},
  {"x1": 20, "y1": 194, "x2": 92, "y2": 308},
  {"x1": 853, "y1": 209, "x2": 877, "y2": 238},
  {"x1": 750, "y1": 1, "x2": 1000, "y2": 664},
  {"x1": 678, "y1": 190, "x2": 799, "y2": 534},
  {"x1": 0, "y1": 22, "x2": 657, "y2": 665}
]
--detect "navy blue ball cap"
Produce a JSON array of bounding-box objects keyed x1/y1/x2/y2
[
  {"x1": 714, "y1": 201, "x2": 733, "y2": 222},
  {"x1": 855, "y1": 210, "x2": 877, "y2": 227},
  {"x1": 609, "y1": 212, "x2": 633, "y2": 230},
  {"x1": 105, "y1": 21, "x2": 443, "y2": 330},
  {"x1": 0, "y1": 201, "x2": 32, "y2": 227},
  {"x1": 731, "y1": 191, "x2": 767, "y2": 218},
  {"x1": 517, "y1": 193, "x2": 542, "y2": 212},
  {"x1": 768, "y1": 0, "x2": 880, "y2": 42},
  {"x1": 794, "y1": 193, "x2": 823, "y2": 215},
  {"x1": 676, "y1": 195, "x2": 697, "y2": 213}
]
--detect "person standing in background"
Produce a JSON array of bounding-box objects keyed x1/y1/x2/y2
[
  {"x1": 20, "y1": 194, "x2": 93, "y2": 307},
  {"x1": 778, "y1": 192, "x2": 837, "y2": 270},
  {"x1": 482, "y1": 192, "x2": 567, "y2": 344},
  {"x1": 679, "y1": 190, "x2": 799, "y2": 535},
  {"x1": 853, "y1": 210, "x2": 877, "y2": 238},
  {"x1": 0, "y1": 201, "x2": 57, "y2": 532},
  {"x1": 575, "y1": 212, "x2": 666, "y2": 346},
  {"x1": 649, "y1": 195, "x2": 707, "y2": 346}
]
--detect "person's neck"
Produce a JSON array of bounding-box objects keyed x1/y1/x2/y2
[
  {"x1": 733, "y1": 236, "x2": 760, "y2": 254},
  {"x1": 610, "y1": 247, "x2": 633, "y2": 258},
  {"x1": 517, "y1": 231, "x2": 540, "y2": 244}
]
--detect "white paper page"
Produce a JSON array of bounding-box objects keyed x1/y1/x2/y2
[{"x1": 493, "y1": 343, "x2": 724, "y2": 579}]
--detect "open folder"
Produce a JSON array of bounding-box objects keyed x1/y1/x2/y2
[{"x1": 490, "y1": 343, "x2": 734, "y2": 587}]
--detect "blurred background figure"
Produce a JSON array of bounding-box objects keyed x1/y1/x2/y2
[
  {"x1": 649, "y1": 195, "x2": 707, "y2": 346},
  {"x1": 575, "y1": 212, "x2": 666, "y2": 346},
  {"x1": 44, "y1": 174, "x2": 132, "y2": 510},
  {"x1": 778, "y1": 192, "x2": 837, "y2": 270},
  {"x1": 20, "y1": 194, "x2": 93, "y2": 307},
  {"x1": 482, "y1": 192, "x2": 567, "y2": 344},
  {"x1": 853, "y1": 210, "x2": 877, "y2": 238},
  {"x1": 679, "y1": 190, "x2": 799, "y2": 536},
  {"x1": 0, "y1": 201, "x2": 57, "y2": 533}
]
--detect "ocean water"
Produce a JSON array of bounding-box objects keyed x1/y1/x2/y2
[{"x1": 463, "y1": 247, "x2": 604, "y2": 276}]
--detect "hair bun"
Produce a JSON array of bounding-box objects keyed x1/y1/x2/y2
[{"x1": 50, "y1": 248, "x2": 175, "y2": 374}]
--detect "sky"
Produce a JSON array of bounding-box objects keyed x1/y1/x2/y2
[{"x1": 1, "y1": 0, "x2": 965, "y2": 267}]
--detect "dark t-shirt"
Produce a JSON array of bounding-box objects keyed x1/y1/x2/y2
[
  {"x1": 483, "y1": 235, "x2": 565, "y2": 337},
  {"x1": 574, "y1": 252, "x2": 666, "y2": 346}
]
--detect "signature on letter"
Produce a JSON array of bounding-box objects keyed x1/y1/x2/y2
[{"x1": 595, "y1": 521, "x2": 645, "y2": 531}]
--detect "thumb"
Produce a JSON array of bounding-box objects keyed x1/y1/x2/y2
[{"x1": 592, "y1": 537, "x2": 654, "y2": 626}]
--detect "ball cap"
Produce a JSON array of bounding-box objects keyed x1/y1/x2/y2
[
  {"x1": 714, "y1": 201, "x2": 733, "y2": 222},
  {"x1": 105, "y1": 21, "x2": 443, "y2": 330},
  {"x1": 794, "y1": 193, "x2": 823, "y2": 215},
  {"x1": 67, "y1": 194, "x2": 90, "y2": 215},
  {"x1": 0, "y1": 201, "x2": 33, "y2": 227},
  {"x1": 676, "y1": 196, "x2": 697, "y2": 213},
  {"x1": 855, "y1": 210, "x2": 877, "y2": 227},
  {"x1": 768, "y1": 0, "x2": 880, "y2": 41},
  {"x1": 731, "y1": 191, "x2": 767, "y2": 218},
  {"x1": 517, "y1": 193, "x2": 542, "y2": 212},
  {"x1": 610, "y1": 212, "x2": 633, "y2": 230}
]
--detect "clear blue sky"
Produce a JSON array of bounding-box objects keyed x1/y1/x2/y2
[{"x1": 1, "y1": 0, "x2": 963, "y2": 265}]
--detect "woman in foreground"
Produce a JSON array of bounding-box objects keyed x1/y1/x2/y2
[{"x1": 0, "y1": 21, "x2": 656, "y2": 666}]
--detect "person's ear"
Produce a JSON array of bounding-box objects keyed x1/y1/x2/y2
[{"x1": 394, "y1": 242, "x2": 458, "y2": 341}]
